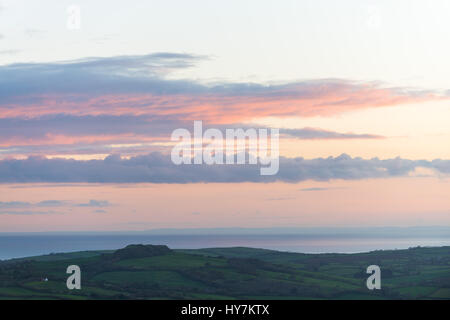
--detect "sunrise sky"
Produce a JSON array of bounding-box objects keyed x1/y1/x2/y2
[{"x1": 0, "y1": 0, "x2": 449, "y2": 231}]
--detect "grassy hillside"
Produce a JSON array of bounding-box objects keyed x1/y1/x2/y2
[{"x1": 0, "y1": 245, "x2": 449, "y2": 300}]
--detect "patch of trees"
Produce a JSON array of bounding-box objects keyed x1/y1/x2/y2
[{"x1": 102, "y1": 244, "x2": 172, "y2": 261}]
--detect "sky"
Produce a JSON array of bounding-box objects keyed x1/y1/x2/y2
[{"x1": 0, "y1": 0, "x2": 449, "y2": 231}]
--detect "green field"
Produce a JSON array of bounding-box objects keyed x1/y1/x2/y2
[{"x1": 0, "y1": 245, "x2": 449, "y2": 300}]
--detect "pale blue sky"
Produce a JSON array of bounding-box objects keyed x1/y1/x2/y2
[{"x1": 1, "y1": 0, "x2": 449, "y2": 90}]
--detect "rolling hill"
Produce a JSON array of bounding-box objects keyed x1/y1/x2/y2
[{"x1": 0, "y1": 245, "x2": 449, "y2": 300}]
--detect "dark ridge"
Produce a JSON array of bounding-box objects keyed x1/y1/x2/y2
[{"x1": 103, "y1": 244, "x2": 172, "y2": 261}]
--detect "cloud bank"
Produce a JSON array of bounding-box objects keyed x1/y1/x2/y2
[
  {"x1": 0, "y1": 153, "x2": 448, "y2": 183},
  {"x1": 1, "y1": 53, "x2": 443, "y2": 123},
  {"x1": 0, "y1": 199, "x2": 110, "y2": 208}
]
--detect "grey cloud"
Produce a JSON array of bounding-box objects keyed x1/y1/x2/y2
[
  {"x1": 37, "y1": 200, "x2": 66, "y2": 207},
  {"x1": 0, "y1": 199, "x2": 109, "y2": 208},
  {"x1": 0, "y1": 53, "x2": 439, "y2": 108},
  {"x1": 0, "y1": 115, "x2": 383, "y2": 151},
  {"x1": 0, "y1": 201, "x2": 30, "y2": 208},
  {"x1": 0, "y1": 53, "x2": 208, "y2": 102},
  {"x1": 298, "y1": 187, "x2": 346, "y2": 192},
  {"x1": 0, "y1": 210, "x2": 60, "y2": 215},
  {"x1": 282, "y1": 128, "x2": 384, "y2": 140},
  {"x1": 76, "y1": 200, "x2": 110, "y2": 207},
  {"x1": 0, "y1": 142, "x2": 167, "y2": 158},
  {"x1": 0, "y1": 153, "x2": 448, "y2": 183},
  {"x1": 300, "y1": 187, "x2": 331, "y2": 192},
  {"x1": 0, "y1": 200, "x2": 65, "y2": 208},
  {"x1": 0, "y1": 114, "x2": 183, "y2": 140}
]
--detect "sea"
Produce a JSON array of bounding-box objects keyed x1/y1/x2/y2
[{"x1": 1, "y1": 229, "x2": 450, "y2": 260}]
